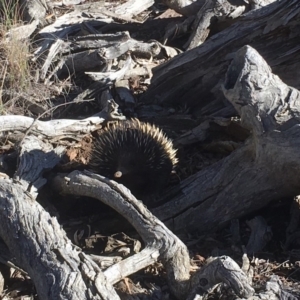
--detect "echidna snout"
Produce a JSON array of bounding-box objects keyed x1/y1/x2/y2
[
  {"x1": 114, "y1": 171, "x2": 123, "y2": 178},
  {"x1": 89, "y1": 119, "x2": 178, "y2": 197}
]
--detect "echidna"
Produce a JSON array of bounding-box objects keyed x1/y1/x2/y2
[{"x1": 89, "y1": 119, "x2": 178, "y2": 198}]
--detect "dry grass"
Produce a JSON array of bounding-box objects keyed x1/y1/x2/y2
[{"x1": 0, "y1": 0, "x2": 32, "y2": 115}]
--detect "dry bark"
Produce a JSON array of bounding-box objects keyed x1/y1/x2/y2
[
  {"x1": 162, "y1": 0, "x2": 276, "y2": 49},
  {"x1": 0, "y1": 131, "x2": 254, "y2": 299},
  {"x1": 52, "y1": 171, "x2": 191, "y2": 300},
  {"x1": 162, "y1": 0, "x2": 205, "y2": 16},
  {"x1": 0, "y1": 96, "x2": 256, "y2": 299},
  {"x1": 151, "y1": 44, "x2": 300, "y2": 234},
  {"x1": 2, "y1": 1, "x2": 300, "y2": 299},
  {"x1": 0, "y1": 135, "x2": 119, "y2": 300},
  {"x1": 143, "y1": 0, "x2": 300, "y2": 118}
]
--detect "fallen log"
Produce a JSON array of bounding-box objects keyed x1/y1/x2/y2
[
  {"x1": 0, "y1": 124, "x2": 254, "y2": 300},
  {"x1": 2, "y1": 1, "x2": 300, "y2": 298},
  {"x1": 152, "y1": 44, "x2": 300, "y2": 233},
  {"x1": 143, "y1": 0, "x2": 300, "y2": 118}
]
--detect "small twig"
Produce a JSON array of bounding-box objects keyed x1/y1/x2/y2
[{"x1": 259, "y1": 260, "x2": 290, "y2": 276}]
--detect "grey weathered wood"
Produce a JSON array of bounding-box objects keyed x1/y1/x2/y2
[
  {"x1": 162, "y1": 0, "x2": 205, "y2": 16},
  {"x1": 0, "y1": 44, "x2": 291, "y2": 300},
  {"x1": 0, "y1": 134, "x2": 121, "y2": 300},
  {"x1": 249, "y1": 0, "x2": 277, "y2": 9},
  {"x1": 143, "y1": 0, "x2": 300, "y2": 118},
  {"x1": 162, "y1": 0, "x2": 275, "y2": 17},
  {"x1": 185, "y1": 0, "x2": 248, "y2": 50},
  {"x1": 0, "y1": 180, "x2": 120, "y2": 300},
  {"x1": 0, "y1": 114, "x2": 104, "y2": 139},
  {"x1": 188, "y1": 256, "x2": 254, "y2": 299},
  {"x1": 0, "y1": 100, "x2": 124, "y2": 142},
  {"x1": 0, "y1": 269, "x2": 3, "y2": 295},
  {"x1": 247, "y1": 275, "x2": 299, "y2": 300},
  {"x1": 15, "y1": 136, "x2": 65, "y2": 196},
  {"x1": 33, "y1": 1, "x2": 158, "y2": 71},
  {"x1": 52, "y1": 170, "x2": 256, "y2": 299},
  {"x1": 75, "y1": 1, "x2": 146, "y2": 23},
  {"x1": 52, "y1": 171, "x2": 191, "y2": 299},
  {"x1": 115, "y1": 79, "x2": 136, "y2": 115},
  {"x1": 48, "y1": 0, "x2": 86, "y2": 7},
  {"x1": 152, "y1": 45, "x2": 300, "y2": 233},
  {"x1": 86, "y1": 56, "x2": 132, "y2": 83},
  {"x1": 33, "y1": 10, "x2": 113, "y2": 61},
  {"x1": 2, "y1": 1, "x2": 300, "y2": 298},
  {"x1": 37, "y1": 28, "x2": 170, "y2": 83},
  {"x1": 113, "y1": 0, "x2": 154, "y2": 17}
]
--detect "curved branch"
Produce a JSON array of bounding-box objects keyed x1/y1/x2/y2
[{"x1": 52, "y1": 171, "x2": 191, "y2": 299}]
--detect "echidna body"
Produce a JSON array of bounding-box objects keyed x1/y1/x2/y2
[{"x1": 89, "y1": 119, "x2": 177, "y2": 197}]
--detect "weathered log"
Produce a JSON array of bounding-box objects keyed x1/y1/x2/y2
[
  {"x1": 151, "y1": 45, "x2": 300, "y2": 233},
  {"x1": 2, "y1": 1, "x2": 300, "y2": 298},
  {"x1": 5, "y1": 20, "x2": 39, "y2": 41},
  {"x1": 113, "y1": 0, "x2": 154, "y2": 17},
  {"x1": 52, "y1": 171, "x2": 191, "y2": 299},
  {"x1": 185, "y1": 0, "x2": 248, "y2": 49},
  {"x1": 0, "y1": 136, "x2": 121, "y2": 300},
  {"x1": 52, "y1": 170, "x2": 257, "y2": 299},
  {"x1": 0, "y1": 140, "x2": 254, "y2": 299},
  {"x1": 0, "y1": 113, "x2": 103, "y2": 141},
  {"x1": 143, "y1": 0, "x2": 300, "y2": 118},
  {"x1": 0, "y1": 107, "x2": 256, "y2": 299},
  {"x1": 246, "y1": 275, "x2": 299, "y2": 300},
  {"x1": 1, "y1": 43, "x2": 298, "y2": 300},
  {"x1": 0, "y1": 100, "x2": 124, "y2": 144},
  {"x1": 162, "y1": 0, "x2": 276, "y2": 49},
  {"x1": 162, "y1": 0, "x2": 204, "y2": 16}
]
